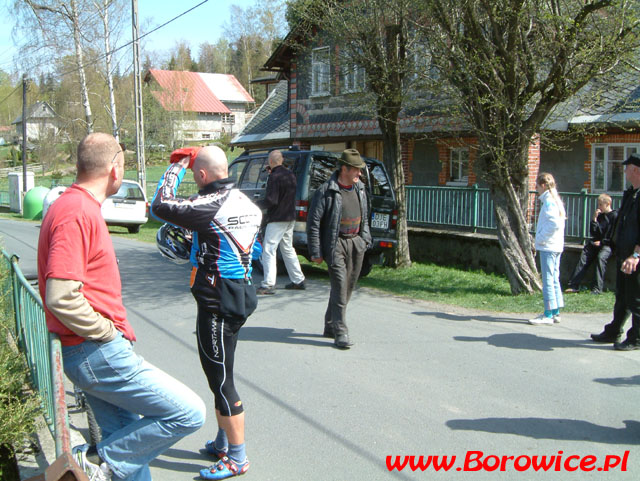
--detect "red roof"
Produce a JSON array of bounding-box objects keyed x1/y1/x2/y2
[{"x1": 148, "y1": 69, "x2": 231, "y2": 114}]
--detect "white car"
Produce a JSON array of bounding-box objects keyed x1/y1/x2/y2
[{"x1": 101, "y1": 180, "x2": 148, "y2": 233}]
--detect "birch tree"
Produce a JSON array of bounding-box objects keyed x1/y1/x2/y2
[{"x1": 14, "y1": 0, "x2": 95, "y2": 133}]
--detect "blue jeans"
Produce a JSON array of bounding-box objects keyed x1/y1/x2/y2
[
  {"x1": 540, "y1": 250, "x2": 564, "y2": 311},
  {"x1": 62, "y1": 333, "x2": 206, "y2": 480}
]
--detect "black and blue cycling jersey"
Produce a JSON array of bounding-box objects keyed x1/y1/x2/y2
[{"x1": 151, "y1": 163, "x2": 262, "y2": 313}]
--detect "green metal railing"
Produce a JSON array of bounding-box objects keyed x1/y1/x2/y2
[
  {"x1": 1, "y1": 251, "x2": 69, "y2": 457},
  {"x1": 406, "y1": 185, "x2": 623, "y2": 243}
]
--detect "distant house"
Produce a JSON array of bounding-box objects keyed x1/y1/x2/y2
[
  {"x1": 144, "y1": 69, "x2": 254, "y2": 143},
  {"x1": 12, "y1": 101, "x2": 60, "y2": 141}
]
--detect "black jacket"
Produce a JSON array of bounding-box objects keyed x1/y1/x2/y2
[
  {"x1": 590, "y1": 209, "x2": 618, "y2": 247},
  {"x1": 307, "y1": 171, "x2": 372, "y2": 265},
  {"x1": 258, "y1": 165, "x2": 296, "y2": 223},
  {"x1": 614, "y1": 187, "x2": 640, "y2": 259}
]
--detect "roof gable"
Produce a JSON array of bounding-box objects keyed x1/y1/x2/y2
[
  {"x1": 147, "y1": 69, "x2": 254, "y2": 114},
  {"x1": 199, "y1": 73, "x2": 254, "y2": 103},
  {"x1": 12, "y1": 101, "x2": 57, "y2": 124}
]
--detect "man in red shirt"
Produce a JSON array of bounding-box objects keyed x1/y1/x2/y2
[{"x1": 38, "y1": 132, "x2": 205, "y2": 481}]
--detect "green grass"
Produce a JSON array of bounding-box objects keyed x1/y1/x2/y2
[
  {"x1": 357, "y1": 262, "x2": 613, "y2": 313},
  {"x1": 0, "y1": 208, "x2": 612, "y2": 314}
]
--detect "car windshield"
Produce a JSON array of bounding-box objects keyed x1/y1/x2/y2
[{"x1": 111, "y1": 182, "x2": 145, "y2": 201}]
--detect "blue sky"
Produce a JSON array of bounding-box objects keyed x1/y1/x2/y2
[{"x1": 0, "y1": 0, "x2": 278, "y2": 74}]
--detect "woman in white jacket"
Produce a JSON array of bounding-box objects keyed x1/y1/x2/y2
[{"x1": 530, "y1": 172, "x2": 566, "y2": 325}]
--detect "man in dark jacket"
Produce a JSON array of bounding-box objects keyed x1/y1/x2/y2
[
  {"x1": 256, "y1": 149, "x2": 306, "y2": 294},
  {"x1": 307, "y1": 149, "x2": 372, "y2": 349},
  {"x1": 565, "y1": 193, "x2": 617, "y2": 294},
  {"x1": 591, "y1": 153, "x2": 640, "y2": 351}
]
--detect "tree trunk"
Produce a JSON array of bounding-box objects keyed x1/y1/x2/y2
[
  {"x1": 101, "y1": 0, "x2": 118, "y2": 141},
  {"x1": 70, "y1": 0, "x2": 93, "y2": 134},
  {"x1": 490, "y1": 181, "x2": 541, "y2": 294},
  {"x1": 379, "y1": 113, "x2": 411, "y2": 268}
]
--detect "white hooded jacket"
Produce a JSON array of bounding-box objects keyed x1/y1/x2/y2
[{"x1": 535, "y1": 189, "x2": 565, "y2": 253}]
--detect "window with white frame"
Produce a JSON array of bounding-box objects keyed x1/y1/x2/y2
[
  {"x1": 222, "y1": 113, "x2": 235, "y2": 124},
  {"x1": 592, "y1": 144, "x2": 640, "y2": 193},
  {"x1": 340, "y1": 62, "x2": 365, "y2": 93},
  {"x1": 450, "y1": 148, "x2": 469, "y2": 183},
  {"x1": 311, "y1": 47, "x2": 330, "y2": 96}
]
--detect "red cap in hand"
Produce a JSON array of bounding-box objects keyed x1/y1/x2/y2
[{"x1": 170, "y1": 147, "x2": 202, "y2": 169}]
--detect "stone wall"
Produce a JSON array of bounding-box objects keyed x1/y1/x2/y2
[{"x1": 408, "y1": 226, "x2": 616, "y2": 291}]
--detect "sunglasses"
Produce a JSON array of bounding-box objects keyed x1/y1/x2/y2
[{"x1": 111, "y1": 143, "x2": 126, "y2": 164}]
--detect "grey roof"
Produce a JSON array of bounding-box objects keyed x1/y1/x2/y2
[
  {"x1": 12, "y1": 101, "x2": 56, "y2": 125},
  {"x1": 231, "y1": 81, "x2": 290, "y2": 145},
  {"x1": 544, "y1": 70, "x2": 640, "y2": 130}
]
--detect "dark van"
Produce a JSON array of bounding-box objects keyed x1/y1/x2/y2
[{"x1": 228, "y1": 146, "x2": 397, "y2": 276}]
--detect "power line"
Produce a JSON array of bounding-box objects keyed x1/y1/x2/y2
[{"x1": 0, "y1": 84, "x2": 22, "y2": 107}]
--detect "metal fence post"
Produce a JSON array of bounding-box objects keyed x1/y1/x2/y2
[
  {"x1": 50, "y1": 334, "x2": 70, "y2": 457},
  {"x1": 472, "y1": 183, "x2": 479, "y2": 233},
  {"x1": 581, "y1": 188, "x2": 589, "y2": 242}
]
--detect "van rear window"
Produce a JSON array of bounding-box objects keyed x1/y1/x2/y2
[
  {"x1": 309, "y1": 155, "x2": 338, "y2": 191},
  {"x1": 368, "y1": 164, "x2": 393, "y2": 198}
]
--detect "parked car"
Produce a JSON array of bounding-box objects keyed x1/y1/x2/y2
[
  {"x1": 101, "y1": 180, "x2": 148, "y2": 233},
  {"x1": 228, "y1": 146, "x2": 397, "y2": 276}
]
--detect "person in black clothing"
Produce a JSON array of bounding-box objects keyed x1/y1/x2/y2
[
  {"x1": 565, "y1": 193, "x2": 617, "y2": 294},
  {"x1": 256, "y1": 149, "x2": 306, "y2": 295},
  {"x1": 591, "y1": 153, "x2": 640, "y2": 351},
  {"x1": 307, "y1": 149, "x2": 372, "y2": 349},
  {"x1": 152, "y1": 146, "x2": 262, "y2": 479}
]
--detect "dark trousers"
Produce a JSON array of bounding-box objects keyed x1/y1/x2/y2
[
  {"x1": 568, "y1": 243, "x2": 612, "y2": 292},
  {"x1": 324, "y1": 236, "x2": 367, "y2": 337},
  {"x1": 602, "y1": 259, "x2": 640, "y2": 343},
  {"x1": 196, "y1": 304, "x2": 246, "y2": 416}
]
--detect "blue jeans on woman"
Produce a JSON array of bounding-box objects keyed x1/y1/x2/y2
[
  {"x1": 62, "y1": 333, "x2": 206, "y2": 480},
  {"x1": 540, "y1": 250, "x2": 564, "y2": 311}
]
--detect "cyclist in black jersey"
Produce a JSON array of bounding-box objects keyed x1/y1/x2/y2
[{"x1": 151, "y1": 146, "x2": 261, "y2": 480}]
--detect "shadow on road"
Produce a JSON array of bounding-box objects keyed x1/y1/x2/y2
[
  {"x1": 240, "y1": 326, "x2": 330, "y2": 347},
  {"x1": 593, "y1": 374, "x2": 640, "y2": 387},
  {"x1": 453, "y1": 333, "x2": 602, "y2": 352},
  {"x1": 446, "y1": 417, "x2": 640, "y2": 445},
  {"x1": 413, "y1": 310, "x2": 525, "y2": 324},
  {"x1": 150, "y1": 446, "x2": 205, "y2": 476}
]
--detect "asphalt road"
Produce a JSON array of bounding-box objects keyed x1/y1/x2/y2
[{"x1": 2, "y1": 218, "x2": 639, "y2": 480}]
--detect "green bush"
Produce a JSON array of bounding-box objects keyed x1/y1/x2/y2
[{"x1": 0, "y1": 263, "x2": 41, "y2": 481}]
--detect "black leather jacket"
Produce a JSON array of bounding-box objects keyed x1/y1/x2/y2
[{"x1": 307, "y1": 171, "x2": 372, "y2": 265}]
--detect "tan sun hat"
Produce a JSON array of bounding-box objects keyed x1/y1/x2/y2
[{"x1": 340, "y1": 148, "x2": 365, "y2": 169}]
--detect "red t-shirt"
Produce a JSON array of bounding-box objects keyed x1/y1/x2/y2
[{"x1": 37, "y1": 184, "x2": 136, "y2": 346}]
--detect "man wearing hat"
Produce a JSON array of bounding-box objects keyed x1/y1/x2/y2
[
  {"x1": 307, "y1": 148, "x2": 372, "y2": 349},
  {"x1": 591, "y1": 152, "x2": 640, "y2": 350}
]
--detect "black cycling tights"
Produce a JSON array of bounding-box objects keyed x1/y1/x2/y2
[{"x1": 196, "y1": 304, "x2": 246, "y2": 416}]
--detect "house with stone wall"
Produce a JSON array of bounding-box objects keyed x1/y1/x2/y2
[{"x1": 233, "y1": 30, "x2": 640, "y2": 201}]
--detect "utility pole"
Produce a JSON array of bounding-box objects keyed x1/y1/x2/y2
[
  {"x1": 131, "y1": 0, "x2": 146, "y2": 192},
  {"x1": 21, "y1": 75, "x2": 28, "y2": 193}
]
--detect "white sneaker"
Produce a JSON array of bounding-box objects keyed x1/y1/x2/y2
[
  {"x1": 528, "y1": 314, "x2": 554, "y2": 325},
  {"x1": 553, "y1": 315, "x2": 561, "y2": 323},
  {"x1": 72, "y1": 444, "x2": 111, "y2": 481}
]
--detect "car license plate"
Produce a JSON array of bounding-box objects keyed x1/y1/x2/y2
[
  {"x1": 114, "y1": 202, "x2": 134, "y2": 209},
  {"x1": 371, "y1": 212, "x2": 389, "y2": 229}
]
